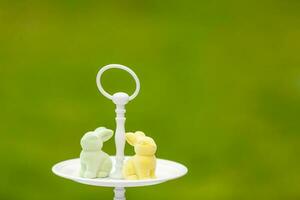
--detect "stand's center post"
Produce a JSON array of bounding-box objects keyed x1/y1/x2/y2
[
  {"x1": 96, "y1": 64, "x2": 140, "y2": 179},
  {"x1": 111, "y1": 92, "x2": 129, "y2": 179}
]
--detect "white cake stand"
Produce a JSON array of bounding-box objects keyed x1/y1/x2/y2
[
  {"x1": 52, "y1": 64, "x2": 188, "y2": 200},
  {"x1": 52, "y1": 156, "x2": 187, "y2": 199}
]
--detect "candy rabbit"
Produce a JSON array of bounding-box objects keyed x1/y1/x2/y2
[
  {"x1": 80, "y1": 127, "x2": 113, "y2": 178},
  {"x1": 123, "y1": 131, "x2": 157, "y2": 180}
]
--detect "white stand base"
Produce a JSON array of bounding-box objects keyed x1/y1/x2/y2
[{"x1": 114, "y1": 187, "x2": 125, "y2": 200}]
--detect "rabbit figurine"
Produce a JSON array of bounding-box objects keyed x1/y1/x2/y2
[
  {"x1": 123, "y1": 131, "x2": 157, "y2": 180},
  {"x1": 79, "y1": 127, "x2": 113, "y2": 178}
]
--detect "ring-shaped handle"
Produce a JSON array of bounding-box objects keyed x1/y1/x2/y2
[{"x1": 96, "y1": 64, "x2": 140, "y2": 101}]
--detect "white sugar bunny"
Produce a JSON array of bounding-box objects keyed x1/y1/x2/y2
[{"x1": 79, "y1": 127, "x2": 113, "y2": 178}]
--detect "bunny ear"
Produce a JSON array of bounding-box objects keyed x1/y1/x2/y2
[
  {"x1": 135, "y1": 131, "x2": 145, "y2": 137},
  {"x1": 94, "y1": 127, "x2": 106, "y2": 133},
  {"x1": 83, "y1": 131, "x2": 97, "y2": 140},
  {"x1": 98, "y1": 128, "x2": 114, "y2": 142},
  {"x1": 126, "y1": 132, "x2": 137, "y2": 146}
]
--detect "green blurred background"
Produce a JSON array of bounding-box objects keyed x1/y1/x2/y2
[{"x1": 1, "y1": 0, "x2": 300, "y2": 199}]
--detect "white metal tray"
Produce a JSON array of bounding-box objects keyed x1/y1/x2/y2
[{"x1": 52, "y1": 156, "x2": 188, "y2": 187}]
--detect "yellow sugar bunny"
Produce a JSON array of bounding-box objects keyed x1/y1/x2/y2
[{"x1": 123, "y1": 131, "x2": 157, "y2": 180}]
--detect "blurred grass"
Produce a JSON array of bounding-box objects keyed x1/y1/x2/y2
[{"x1": 0, "y1": 0, "x2": 300, "y2": 199}]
